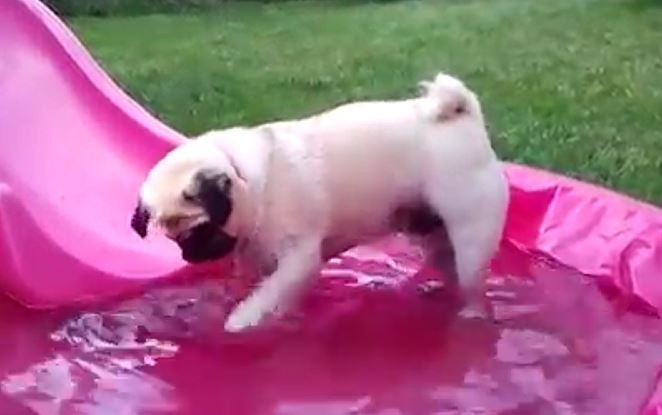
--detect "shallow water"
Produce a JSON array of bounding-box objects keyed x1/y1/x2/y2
[{"x1": 1, "y1": 237, "x2": 662, "y2": 415}]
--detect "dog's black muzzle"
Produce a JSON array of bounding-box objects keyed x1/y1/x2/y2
[{"x1": 176, "y1": 222, "x2": 237, "y2": 263}]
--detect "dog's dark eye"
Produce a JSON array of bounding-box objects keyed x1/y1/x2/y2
[
  {"x1": 162, "y1": 216, "x2": 185, "y2": 229},
  {"x1": 182, "y1": 192, "x2": 196, "y2": 203}
]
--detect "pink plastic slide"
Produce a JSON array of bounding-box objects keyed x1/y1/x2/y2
[
  {"x1": 2, "y1": 0, "x2": 662, "y2": 413},
  {"x1": 0, "y1": 0, "x2": 194, "y2": 307}
]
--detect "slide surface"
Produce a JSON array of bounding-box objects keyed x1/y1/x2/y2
[{"x1": 0, "y1": 0, "x2": 194, "y2": 307}]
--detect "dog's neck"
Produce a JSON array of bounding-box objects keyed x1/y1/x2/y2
[{"x1": 219, "y1": 128, "x2": 273, "y2": 241}]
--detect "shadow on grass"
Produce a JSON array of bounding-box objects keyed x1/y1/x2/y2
[
  {"x1": 46, "y1": 0, "x2": 411, "y2": 17},
  {"x1": 45, "y1": 0, "x2": 283, "y2": 17},
  {"x1": 624, "y1": 0, "x2": 662, "y2": 13}
]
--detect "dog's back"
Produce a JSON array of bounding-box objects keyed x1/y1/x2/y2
[{"x1": 275, "y1": 72, "x2": 497, "y2": 240}]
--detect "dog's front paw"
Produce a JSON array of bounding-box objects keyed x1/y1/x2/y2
[
  {"x1": 458, "y1": 303, "x2": 488, "y2": 320},
  {"x1": 224, "y1": 297, "x2": 272, "y2": 332},
  {"x1": 457, "y1": 298, "x2": 499, "y2": 323}
]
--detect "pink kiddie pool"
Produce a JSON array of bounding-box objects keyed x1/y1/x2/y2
[{"x1": 2, "y1": 0, "x2": 662, "y2": 414}]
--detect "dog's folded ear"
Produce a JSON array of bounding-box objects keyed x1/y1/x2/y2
[
  {"x1": 191, "y1": 168, "x2": 233, "y2": 225},
  {"x1": 131, "y1": 200, "x2": 150, "y2": 238}
]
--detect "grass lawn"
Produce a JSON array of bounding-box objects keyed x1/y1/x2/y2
[{"x1": 69, "y1": 0, "x2": 662, "y2": 203}]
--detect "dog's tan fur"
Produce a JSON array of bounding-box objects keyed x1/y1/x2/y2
[{"x1": 134, "y1": 72, "x2": 509, "y2": 332}]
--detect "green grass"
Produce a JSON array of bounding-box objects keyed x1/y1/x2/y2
[{"x1": 69, "y1": 0, "x2": 662, "y2": 203}]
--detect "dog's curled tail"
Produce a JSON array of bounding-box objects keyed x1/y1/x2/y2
[{"x1": 418, "y1": 72, "x2": 483, "y2": 122}]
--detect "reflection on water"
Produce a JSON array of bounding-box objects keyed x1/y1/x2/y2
[{"x1": 1, "y1": 238, "x2": 662, "y2": 415}]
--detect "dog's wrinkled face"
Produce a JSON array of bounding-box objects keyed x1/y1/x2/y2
[{"x1": 131, "y1": 142, "x2": 238, "y2": 263}]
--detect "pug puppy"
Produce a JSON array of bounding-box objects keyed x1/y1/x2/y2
[{"x1": 131, "y1": 71, "x2": 509, "y2": 332}]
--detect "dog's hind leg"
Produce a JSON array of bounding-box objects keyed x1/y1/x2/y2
[{"x1": 422, "y1": 170, "x2": 508, "y2": 319}]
